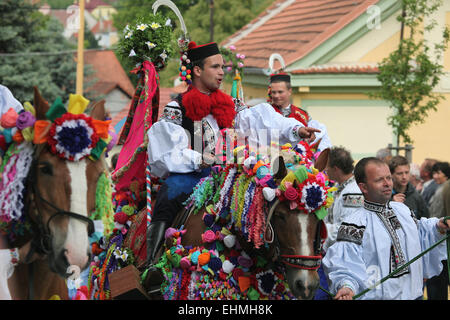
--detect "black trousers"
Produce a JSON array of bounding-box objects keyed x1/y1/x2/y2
[
  {"x1": 426, "y1": 260, "x2": 449, "y2": 300},
  {"x1": 151, "y1": 182, "x2": 190, "y2": 224}
]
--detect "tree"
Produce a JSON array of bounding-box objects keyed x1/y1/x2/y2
[
  {"x1": 0, "y1": 0, "x2": 95, "y2": 103},
  {"x1": 112, "y1": 0, "x2": 273, "y2": 87},
  {"x1": 371, "y1": 0, "x2": 449, "y2": 146}
]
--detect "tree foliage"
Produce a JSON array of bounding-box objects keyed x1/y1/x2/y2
[
  {"x1": 0, "y1": 0, "x2": 96, "y2": 103},
  {"x1": 112, "y1": 0, "x2": 273, "y2": 87},
  {"x1": 371, "y1": 0, "x2": 449, "y2": 144}
]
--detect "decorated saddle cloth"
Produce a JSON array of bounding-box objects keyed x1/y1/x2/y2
[{"x1": 152, "y1": 144, "x2": 335, "y2": 300}]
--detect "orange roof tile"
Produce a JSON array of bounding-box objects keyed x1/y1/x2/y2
[
  {"x1": 110, "y1": 85, "x2": 186, "y2": 132},
  {"x1": 291, "y1": 63, "x2": 379, "y2": 74},
  {"x1": 223, "y1": 0, "x2": 380, "y2": 69},
  {"x1": 83, "y1": 50, "x2": 135, "y2": 98},
  {"x1": 91, "y1": 20, "x2": 117, "y2": 34}
]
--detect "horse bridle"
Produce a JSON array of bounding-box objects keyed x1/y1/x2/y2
[
  {"x1": 25, "y1": 147, "x2": 95, "y2": 261},
  {"x1": 265, "y1": 199, "x2": 323, "y2": 271}
]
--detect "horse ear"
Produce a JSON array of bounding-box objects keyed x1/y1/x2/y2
[
  {"x1": 90, "y1": 99, "x2": 107, "y2": 120},
  {"x1": 314, "y1": 148, "x2": 330, "y2": 172},
  {"x1": 33, "y1": 86, "x2": 50, "y2": 120},
  {"x1": 272, "y1": 156, "x2": 287, "y2": 181}
]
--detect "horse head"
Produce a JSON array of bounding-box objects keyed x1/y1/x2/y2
[
  {"x1": 28, "y1": 87, "x2": 109, "y2": 277},
  {"x1": 264, "y1": 152, "x2": 330, "y2": 300}
]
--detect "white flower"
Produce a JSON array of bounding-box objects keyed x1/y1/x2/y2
[
  {"x1": 136, "y1": 23, "x2": 148, "y2": 31},
  {"x1": 113, "y1": 248, "x2": 122, "y2": 259},
  {"x1": 160, "y1": 50, "x2": 168, "y2": 61},
  {"x1": 129, "y1": 49, "x2": 136, "y2": 57},
  {"x1": 150, "y1": 22, "x2": 161, "y2": 30},
  {"x1": 120, "y1": 251, "x2": 128, "y2": 261},
  {"x1": 146, "y1": 41, "x2": 156, "y2": 50},
  {"x1": 165, "y1": 18, "x2": 172, "y2": 27},
  {"x1": 125, "y1": 31, "x2": 133, "y2": 39}
]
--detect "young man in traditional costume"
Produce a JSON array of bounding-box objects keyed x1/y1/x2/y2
[
  {"x1": 268, "y1": 73, "x2": 331, "y2": 151},
  {"x1": 144, "y1": 42, "x2": 320, "y2": 287},
  {"x1": 323, "y1": 157, "x2": 450, "y2": 300},
  {"x1": 323, "y1": 146, "x2": 363, "y2": 251}
]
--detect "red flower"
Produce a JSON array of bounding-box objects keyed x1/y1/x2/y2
[
  {"x1": 284, "y1": 186, "x2": 298, "y2": 201},
  {"x1": 114, "y1": 211, "x2": 128, "y2": 224}
]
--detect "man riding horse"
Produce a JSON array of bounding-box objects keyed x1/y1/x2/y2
[{"x1": 144, "y1": 41, "x2": 321, "y2": 288}]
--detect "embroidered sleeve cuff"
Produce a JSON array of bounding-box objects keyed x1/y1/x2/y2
[{"x1": 290, "y1": 124, "x2": 303, "y2": 142}]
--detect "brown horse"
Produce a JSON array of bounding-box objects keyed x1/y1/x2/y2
[
  {"x1": 2, "y1": 88, "x2": 109, "y2": 300},
  {"x1": 149, "y1": 148, "x2": 330, "y2": 300}
]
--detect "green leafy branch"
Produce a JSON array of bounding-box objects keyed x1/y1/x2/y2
[{"x1": 371, "y1": 0, "x2": 449, "y2": 144}]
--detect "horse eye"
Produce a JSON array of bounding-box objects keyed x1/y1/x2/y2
[
  {"x1": 39, "y1": 163, "x2": 53, "y2": 176},
  {"x1": 274, "y1": 211, "x2": 286, "y2": 222}
]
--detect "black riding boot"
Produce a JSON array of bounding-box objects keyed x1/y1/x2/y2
[{"x1": 143, "y1": 220, "x2": 168, "y2": 292}]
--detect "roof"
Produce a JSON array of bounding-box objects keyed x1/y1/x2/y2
[
  {"x1": 46, "y1": 9, "x2": 70, "y2": 27},
  {"x1": 91, "y1": 20, "x2": 117, "y2": 34},
  {"x1": 223, "y1": 0, "x2": 380, "y2": 70},
  {"x1": 83, "y1": 50, "x2": 135, "y2": 98},
  {"x1": 85, "y1": 0, "x2": 110, "y2": 11},
  {"x1": 291, "y1": 63, "x2": 379, "y2": 74},
  {"x1": 110, "y1": 85, "x2": 184, "y2": 134}
]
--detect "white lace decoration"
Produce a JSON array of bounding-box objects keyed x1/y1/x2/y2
[
  {"x1": 0, "y1": 142, "x2": 34, "y2": 222},
  {"x1": 214, "y1": 167, "x2": 237, "y2": 214}
]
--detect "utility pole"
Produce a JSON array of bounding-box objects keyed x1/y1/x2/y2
[
  {"x1": 76, "y1": 0, "x2": 85, "y2": 95},
  {"x1": 209, "y1": 0, "x2": 214, "y2": 42}
]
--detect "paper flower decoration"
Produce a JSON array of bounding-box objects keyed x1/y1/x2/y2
[
  {"x1": 277, "y1": 166, "x2": 336, "y2": 219},
  {"x1": 47, "y1": 113, "x2": 99, "y2": 161}
]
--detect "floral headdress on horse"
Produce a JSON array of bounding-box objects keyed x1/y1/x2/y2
[{"x1": 0, "y1": 89, "x2": 116, "y2": 240}]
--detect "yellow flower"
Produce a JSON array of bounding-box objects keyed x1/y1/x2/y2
[
  {"x1": 136, "y1": 23, "x2": 148, "y2": 31},
  {"x1": 150, "y1": 22, "x2": 161, "y2": 30}
]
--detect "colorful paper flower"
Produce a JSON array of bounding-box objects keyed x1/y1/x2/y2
[
  {"x1": 300, "y1": 181, "x2": 327, "y2": 213},
  {"x1": 284, "y1": 186, "x2": 298, "y2": 201},
  {"x1": 47, "y1": 113, "x2": 99, "y2": 161},
  {"x1": 256, "y1": 270, "x2": 277, "y2": 296},
  {"x1": 16, "y1": 111, "x2": 36, "y2": 130}
]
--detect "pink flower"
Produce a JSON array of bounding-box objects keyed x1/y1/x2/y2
[
  {"x1": 202, "y1": 230, "x2": 216, "y2": 243},
  {"x1": 284, "y1": 186, "x2": 298, "y2": 201},
  {"x1": 229, "y1": 45, "x2": 236, "y2": 51},
  {"x1": 1, "y1": 108, "x2": 18, "y2": 128},
  {"x1": 238, "y1": 62, "x2": 244, "y2": 68}
]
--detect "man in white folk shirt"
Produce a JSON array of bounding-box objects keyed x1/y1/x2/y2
[{"x1": 323, "y1": 157, "x2": 450, "y2": 300}]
